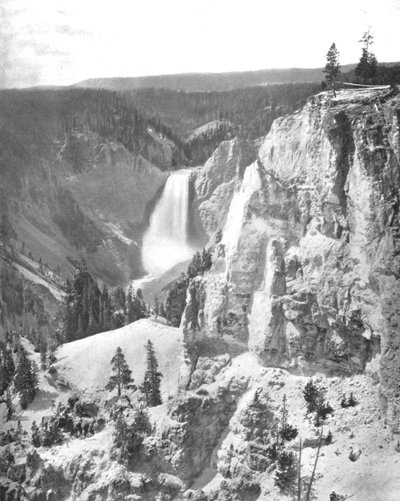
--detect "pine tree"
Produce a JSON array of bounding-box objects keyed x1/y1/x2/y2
[
  {"x1": 140, "y1": 340, "x2": 162, "y2": 407},
  {"x1": 164, "y1": 273, "x2": 188, "y2": 327},
  {"x1": 31, "y1": 421, "x2": 41, "y2": 447},
  {"x1": 113, "y1": 414, "x2": 142, "y2": 462},
  {"x1": 154, "y1": 294, "x2": 160, "y2": 316},
  {"x1": 14, "y1": 348, "x2": 39, "y2": 408},
  {"x1": 135, "y1": 289, "x2": 147, "y2": 317},
  {"x1": 127, "y1": 287, "x2": 147, "y2": 323},
  {"x1": 0, "y1": 346, "x2": 14, "y2": 393},
  {"x1": 303, "y1": 379, "x2": 322, "y2": 414},
  {"x1": 323, "y1": 43, "x2": 341, "y2": 97},
  {"x1": 355, "y1": 29, "x2": 378, "y2": 84},
  {"x1": 126, "y1": 285, "x2": 134, "y2": 323},
  {"x1": 4, "y1": 347, "x2": 14, "y2": 384},
  {"x1": 275, "y1": 450, "x2": 297, "y2": 494},
  {"x1": 356, "y1": 48, "x2": 370, "y2": 84},
  {"x1": 187, "y1": 251, "x2": 203, "y2": 279},
  {"x1": 16, "y1": 419, "x2": 22, "y2": 439},
  {"x1": 133, "y1": 406, "x2": 152, "y2": 435},
  {"x1": 0, "y1": 213, "x2": 12, "y2": 250},
  {"x1": 6, "y1": 390, "x2": 14, "y2": 421},
  {"x1": 325, "y1": 430, "x2": 333, "y2": 445},
  {"x1": 106, "y1": 347, "x2": 135, "y2": 397},
  {"x1": 61, "y1": 260, "x2": 105, "y2": 341},
  {"x1": 100, "y1": 284, "x2": 112, "y2": 331},
  {"x1": 201, "y1": 248, "x2": 212, "y2": 272}
]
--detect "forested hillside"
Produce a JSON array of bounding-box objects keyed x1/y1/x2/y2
[
  {"x1": 128, "y1": 83, "x2": 321, "y2": 164},
  {"x1": 75, "y1": 65, "x2": 356, "y2": 92},
  {"x1": 0, "y1": 88, "x2": 188, "y2": 287},
  {"x1": 0, "y1": 88, "x2": 189, "y2": 170}
]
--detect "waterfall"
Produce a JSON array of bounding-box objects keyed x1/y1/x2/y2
[
  {"x1": 222, "y1": 162, "x2": 262, "y2": 269},
  {"x1": 142, "y1": 169, "x2": 194, "y2": 275}
]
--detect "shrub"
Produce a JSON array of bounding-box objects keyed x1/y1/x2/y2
[
  {"x1": 341, "y1": 392, "x2": 358, "y2": 408},
  {"x1": 280, "y1": 423, "x2": 298, "y2": 442},
  {"x1": 349, "y1": 448, "x2": 361, "y2": 462},
  {"x1": 325, "y1": 430, "x2": 333, "y2": 445},
  {"x1": 112, "y1": 408, "x2": 152, "y2": 463},
  {"x1": 348, "y1": 393, "x2": 357, "y2": 407}
]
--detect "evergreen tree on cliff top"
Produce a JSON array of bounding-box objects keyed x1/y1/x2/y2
[
  {"x1": 355, "y1": 29, "x2": 378, "y2": 84},
  {"x1": 323, "y1": 43, "x2": 341, "y2": 97},
  {"x1": 106, "y1": 346, "x2": 135, "y2": 397},
  {"x1": 140, "y1": 340, "x2": 162, "y2": 407}
]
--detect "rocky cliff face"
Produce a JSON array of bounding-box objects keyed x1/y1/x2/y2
[{"x1": 185, "y1": 88, "x2": 400, "y2": 432}]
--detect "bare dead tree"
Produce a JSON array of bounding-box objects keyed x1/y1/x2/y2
[
  {"x1": 297, "y1": 438, "x2": 302, "y2": 501},
  {"x1": 305, "y1": 429, "x2": 323, "y2": 501}
]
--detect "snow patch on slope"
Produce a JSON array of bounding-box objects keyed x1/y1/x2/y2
[{"x1": 56, "y1": 319, "x2": 182, "y2": 398}]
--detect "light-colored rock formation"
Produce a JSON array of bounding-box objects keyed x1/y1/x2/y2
[{"x1": 185, "y1": 88, "x2": 400, "y2": 432}]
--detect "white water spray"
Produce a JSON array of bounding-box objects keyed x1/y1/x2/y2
[
  {"x1": 142, "y1": 169, "x2": 194, "y2": 275},
  {"x1": 222, "y1": 162, "x2": 262, "y2": 267}
]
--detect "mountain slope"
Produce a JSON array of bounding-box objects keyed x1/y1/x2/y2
[
  {"x1": 56, "y1": 318, "x2": 182, "y2": 397},
  {"x1": 0, "y1": 88, "x2": 187, "y2": 285}
]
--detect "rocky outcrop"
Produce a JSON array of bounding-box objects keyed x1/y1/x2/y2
[
  {"x1": 149, "y1": 367, "x2": 251, "y2": 486},
  {"x1": 189, "y1": 138, "x2": 258, "y2": 239},
  {"x1": 186, "y1": 88, "x2": 400, "y2": 432}
]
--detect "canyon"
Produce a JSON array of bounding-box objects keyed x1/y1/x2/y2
[{"x1": 1, "y1": 86, "x2": 400, "y2": 500}]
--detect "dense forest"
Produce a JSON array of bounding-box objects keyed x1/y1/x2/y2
[
  {"x1": 60, "y1": 260, "x2": 148, "y2": 343},
  {"x1": 128, "y1": 83, "x2": 320, "y2": 137},
  {"x1": 127, "y1": 83, "x2": 321, "y2": 164},
  {"x1": 0, "y1": 213, "x2": 61, "y2": 347},
  {"x1": 75, "y1": 65, "x2": 358, "y2": 92},
  {"x1": 0, "y1": 88, "x2": 190, "y2": 170},
  {"x1": 342, "y1": 63, "x2": 400, "y2": 86}
]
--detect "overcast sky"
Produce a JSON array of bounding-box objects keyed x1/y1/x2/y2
[{"x1": 1, "y1": 0, "x2": 399, "y2": 88}]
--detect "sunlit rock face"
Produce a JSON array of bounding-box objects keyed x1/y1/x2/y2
[{"x1": 185, "y1": 89, "x2": 400, "y2": 432}]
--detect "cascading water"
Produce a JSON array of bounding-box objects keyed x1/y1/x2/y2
[
  {"x1": 222, "y1": 161, "x2": 262, "y2": 269},
  {"x1": 142, "y1": 169, "x2": 194, "y2": 275}
]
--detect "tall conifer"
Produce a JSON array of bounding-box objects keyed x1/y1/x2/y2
[
  {"x1": 323, "y1": 43, "x2": 341, "y2": 96},
  {"x1": 140, "y1": 340, "x2": 162, "y2": 407},
  {"x1": 106, "y1": 347, "x2": 135, "y2": 397}
]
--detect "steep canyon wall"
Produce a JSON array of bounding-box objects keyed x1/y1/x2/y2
[{"x1": 184, "y1": 88, "x2": 400, "y2": 431}]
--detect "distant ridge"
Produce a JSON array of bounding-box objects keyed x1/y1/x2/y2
[{"x1": 73, "y1": 65, "x2": 358, "y2": 92}]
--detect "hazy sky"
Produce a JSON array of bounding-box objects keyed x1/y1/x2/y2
[{"x1": 1, "y1": 0, "x2": 399, "y2": 88}]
